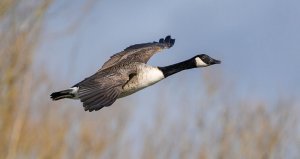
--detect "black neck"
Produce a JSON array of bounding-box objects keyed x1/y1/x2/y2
[{"x1": 158, "y1": 58, "x2": 196, "y2": 78}]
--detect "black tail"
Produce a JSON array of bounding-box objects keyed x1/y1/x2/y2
[{"x1": 50, "y1": 89, "x2": 74, "y2": 100}]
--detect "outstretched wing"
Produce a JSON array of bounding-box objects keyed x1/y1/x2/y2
[
  {"x1": 74, "y1": 68, "x2": 135, "y2": 112},
  {"x1": 99, "y1": 35, "x2": 175, "y2": 71}
]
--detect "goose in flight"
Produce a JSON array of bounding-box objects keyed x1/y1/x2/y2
[{"x1": 51, "y1": 36, "x2": 221, "y2": 112}]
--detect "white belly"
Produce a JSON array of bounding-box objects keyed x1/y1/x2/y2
[{"x1": 119, "y1": 66, "x2": 164, "y2": 98}]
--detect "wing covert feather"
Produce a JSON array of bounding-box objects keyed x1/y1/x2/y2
[{"x1": 99, "y1": 36, "x2": 175, "y2": 71}]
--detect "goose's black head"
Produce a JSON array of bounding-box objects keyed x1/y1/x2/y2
[{"x1": 194, "y1": 54, "x2": 221, "y2": 67}]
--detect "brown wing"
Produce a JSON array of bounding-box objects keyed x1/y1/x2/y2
[
  {"x1": 99, "y1": 35, "x2": 175, "y2": 71},
  {"x1": 74, "y1": 67, "x2": 136, "y2": 112}
]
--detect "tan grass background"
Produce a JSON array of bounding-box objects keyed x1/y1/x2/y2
[{"x1": 0, "y1": 1, "x2": 298, "y2": 159}]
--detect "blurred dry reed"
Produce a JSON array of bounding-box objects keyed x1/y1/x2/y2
[{"x1": 0, "y1": 1, "x2": 298, "y2": 159}]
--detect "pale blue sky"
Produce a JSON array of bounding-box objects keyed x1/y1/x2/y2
[{"x1": 40, "y1": 0, "x2": 300, "y2": 102}]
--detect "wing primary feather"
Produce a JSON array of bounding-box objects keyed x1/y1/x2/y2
[
  {"x1": 159, "y1": 38, "x2": 164, "y2": 43},
  {"x1": 87, "y1": 89, "x2": 112, "y2": 106},
  {"x1": 161, "y1": 35, "x2": 175, "y2": 48},
  {"x1": 77, "y1": 78, "x2": 124, "y2": 112}
]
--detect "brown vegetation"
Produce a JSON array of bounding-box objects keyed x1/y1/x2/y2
[{"x1": 0, "y1": 1, "x2": 298, "y2": 159}]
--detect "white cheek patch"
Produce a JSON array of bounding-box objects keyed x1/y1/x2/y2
[{"x1": 195, "y1": 57, "x2": 208, "y2": 67}]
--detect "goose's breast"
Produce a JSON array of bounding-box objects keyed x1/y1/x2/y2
[{"x1": 119, "y1": 67, "x2": 164, "y2": 98}]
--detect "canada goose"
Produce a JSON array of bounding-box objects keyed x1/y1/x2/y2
[{"x1": 51, "y1": 36, "x2": 221, "y2": 112}]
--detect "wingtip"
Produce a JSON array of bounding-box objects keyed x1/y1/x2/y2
[
  {"x1": 84, "y1": 105, "x2": 102, "y2": 112},
  {"x1": 165, "y1": 35, "x2": 171, "y2": 41},
  {"x1": 159, "y1": 38, "x2": 164, "y2": 43},
  {"x1": 159, "y1": 35, "x2": 175, "y2": 48}
]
